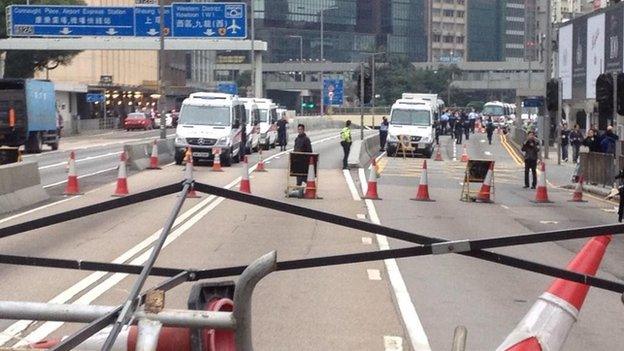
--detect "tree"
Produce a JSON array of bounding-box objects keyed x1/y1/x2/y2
[
  {"x1": 236, "y1": 71, "x2": 251, "y2": 95},
  {"x1": 0, "y1": 0, "x2": 85, "y2": 78}
]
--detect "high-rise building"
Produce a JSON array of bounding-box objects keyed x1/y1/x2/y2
[
  {"x1": 428, "y1": 0, "x2": 468, "y2": 63},
  {"x1": 552, "y1": 0, "x2": 591, "y2": 22},
  {"x1": 466, "y1": 0, "x2": 505, "y2": 61},
  {"x1": 252, "y1": 0, "x2": 427, "y2": 63},
  {"x1": 504, "y1": 0, "x2": 542, "y2": 62}
]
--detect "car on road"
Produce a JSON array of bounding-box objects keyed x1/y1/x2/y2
[
  {"x1": 254, "y1": 98, "x2": 278, "y2": 150},
  {"x1": 124, "y1": 112, "x2": 153, "y2": 131},
  {"x1": 240, "y1": 98, "x2": 261, "y2": 153},
  {"x1": 174, "y1": 92, "x2": 245, "y2": 166},
  {"x1": 386, "y1": 98, "x2": 436, "y2": 158}
]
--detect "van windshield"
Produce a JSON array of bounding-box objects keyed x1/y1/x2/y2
[
  {"x1": 482, "y1": 105, "x2": 505, "y2": 116},
  {"x1": 179, "y1": 105, "x2": 231, "y2": 126},
  {"x1": 259, "y1": 109, "x2": 270, "y2": 123},
  {"x1": 390, "y1": 109, "x2": 431, "y2": 126}
]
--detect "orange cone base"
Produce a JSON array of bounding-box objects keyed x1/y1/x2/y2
[
  {"x1": 476, "y1": 197, "x2": 494, "y2": 203},
  {"x1": 212, "y1": 168, "x2": 224, "y2": 172},
  {"x1": 64, "y1": 178, "x2": 82, "y2": 196},
  {"x1": 411, "y1": 197, "x2": 435, "y2": 202},
  {"x1": 363, "y1": 183, "x2": 381, "y2": 200},
  {"x1": 112, "y1": 180, "x2": 129, "y2": 197},
  {"x1": 147, "y1": 165, "x2": 162, "y2": 170},
  {"x1": 461, "y1": 156, "x2": 469, "y2": 163},
  {"x1": 304, "y1": 183, "x2": 318, "y2": 199},
  {"x1": 434, "y1": 152, "x2": 443, "y2": 161},
  {"x1": 186, "y1": 188, "x2": 202, "y2": 198},
  {"x1": 568, "y1": 197, "x2": 587, "y2": 203},
  {"x1": 256, "y1": 163, "x2": 267, "y2": 172},
  {"x1": 531, "y1": 199, "x2": 553, "y2": 203},
  {"x1": 239, "y1": 180, "x2": 251, "y2": 194}
]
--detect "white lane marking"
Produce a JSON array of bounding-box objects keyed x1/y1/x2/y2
[
  {"x1": 38, "y1": 152, "x2": 122, "y2": 170},
  {"x1": 3, "y1": 131, "x2": 341, "y2": 345},
  {"x1": 501, "y1": 205, "x2": 510, "y2": 210},
  {"x1": 42, "y1": 167, "x2": 119, "y2": 189},
  {"x1": 356, "y1": 214, "x2": 367, "y2": 220},
  {"x1": 343, "y1": 170, "x2": 362, "y2": 201},
  {"x1": 480, "y1": 139, "x2": 486, "y2": 143},
  {"x1": 602, "y1": 208, "x2": 618, "y2": 213},
  {"x1": 0, "y1": 198, "x2": 77, "y2": 225},
  {"x1": 452, "y1": 142, "x2": 457, "y2": 161},
  {"x1": 354, "y1": 168, "x2": 432, "y2": 351},
  {"x1": 367, "y1": 269, "x2": 382, "y2": 281},
  {"x1": 362, "y1": 237, "x2": 373, "y2": 245},
  {"x1": 384, "y1": 336, "x2": 404, "y2": 351},
  {"x1": 539, "y1": 220, "x2": 559, "y2": 224},
  {"x1": 484, "y1": 151, "x2": 492, "y2": 156}
]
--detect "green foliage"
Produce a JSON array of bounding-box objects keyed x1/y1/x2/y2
[
  {"x1": 374, "y1": 56, "x2": 461, "y2": 106},
  {"x1": 236, "y1": 71, "x2": 251, "y2": 93},
  {"x1": 0, "y1": 0, "x2": 85, "y2": 78}
]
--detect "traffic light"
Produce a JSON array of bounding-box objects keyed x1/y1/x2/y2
[
  {"x1": 356, "y1": 69, "x2": 372, "y2": 105},
  {"x1": 596, "y1": 73, "x2": 614, "y2": 116},
  {"x1": 546, "y1": 79, "x2": 559, "y2": 112}
]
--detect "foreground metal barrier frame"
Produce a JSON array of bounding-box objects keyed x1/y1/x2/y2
[{"x1": 0, "y1": 177, "x2": 624, "y2": 350}]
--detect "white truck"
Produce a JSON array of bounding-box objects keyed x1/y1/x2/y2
[
  {"x1": 174, "y1": 92, "x2": 245, "y2": 166},
  {"x1": 253, "y1": 98, "x2": 278, "y2": 150},
  {"x1": 386, "y1": 98, "x2": 436, "y2": 158}
]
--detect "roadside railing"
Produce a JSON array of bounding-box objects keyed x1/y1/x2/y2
[{"x1": 580, "y1": 151, "x2": 616, "y2": 187}]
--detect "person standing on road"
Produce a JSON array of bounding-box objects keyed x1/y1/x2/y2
[
  {"x1": 560, "y1": 123, "x2": 570, "y2": 162},
  {"x1": 433, "y1": 119, "x2": 442, "y2": 145},
  {"x1": 340, "y1": 120, "x2": 353, "y2": 170},
  {"x1": 276, "y1": 114, "x2": 289, "y2": 151},
  {"x1": 570, "y1": 124, "x2": 583, "y2": 163},
  {"x1": 468, "y1": 109, "x2": 477, "y2": 133},
  {"x1": 462, "y1": 115, "x2": 471, "y2": 141},
  {"x1": 522, "y1": 131, "x2": 540, "y2": 189},
  {"x1": 294, "y1": 124, "x2": 313, "y2": 186},
  {"x1": 600, "y1": 125, "x2": 619, "y2": 156},
  {"x1": 485, "y1": 117, "x2": 495, "y2": 145},
  {"x1": 583, "y1": 129, "x2": 601, "y2": 153},
  {"x1": 454, "y1": 116, "x2": 463, "y2": 144},
  {"x1": 449, "y1": 111, "x2": 457, "y2": 138},
  {"x1": 440, "y1": 110, "x2": 449, "y2": 135},
  {"x1": 379, "y1": 116, "x2": 389, "y2": 151}
]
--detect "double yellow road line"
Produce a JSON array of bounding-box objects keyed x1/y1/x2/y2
[{"x1": 500, "y1": 135, "x2": 524, "y2": 166}]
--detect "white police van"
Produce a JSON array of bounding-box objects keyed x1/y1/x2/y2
[
  {"x1": 386, "y1": 98, "x2": 436, "y2": 158},
  {"x1": 174, "y1": 92, "x2": 245, "y2": 166},
  {"x1": 240, "y1": 98, "x2": 261, "y2": 153},
  {"x1": 253, "y1": 98, "x2": 278, "y2": 150}
]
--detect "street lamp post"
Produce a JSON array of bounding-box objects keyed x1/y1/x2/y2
[
  {"x1": 320, "y1": 6, "x2": 338, "y2": 118},
  {"x1": 158, "y1": 0, "x2": 166, "y2": 140},
  {"x1": 251, "y1": 0, "x2": 256, "y2": 97}
]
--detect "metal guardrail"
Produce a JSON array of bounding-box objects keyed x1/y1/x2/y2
[
  {"x1": 329, "y1": 107, "x2": 392, "y2": 115},
  {"x1": 580, "y1": 151, "x2": 616, "y2": 187}
]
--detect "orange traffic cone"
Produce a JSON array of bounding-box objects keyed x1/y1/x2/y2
[
  {"x1": 239, "y1": 155, "x2": 251, "y2": 193},
  {"x1": 212, "y1": 148, "x2": 224, "y2": 172},
  {"x1": 460, "y1": 144, "x2": 469, "y2": 162},
  {"x1": 476, "y1": 162, "x2": 495, "y2": 203},
  {"x1": 181, "y1": 151, "x2": 201, "y2": 199},
  {"x1": 434, "y1": 146, "x2": 443, "y2": 161},
  {"x1": 256, "y1": 148, "x2": 267, "y2": 172},
  {"x1": 363, "y1": 159, "x2": 380, "y2": 200},
  {"x1": 112, "y1": 152, "x2": 129, "y2": 197},
  {"x1": 568, "y1": 177, "x2": 587, "y2": 202},
  {"x1": 63, "y1": 151, "x2": 81, "y2": 196},
  {"x1": 497, "y1": 235, "x2": 612, "y2": 351},
  {"x1": 411, "y1": 160, "x2": 435, "y2": 202},
  {"x1": 147, "y1": 140, "x2": 161, "y2": 170},
  {"x1": 304, "y1": 156, "x2": 317, "y2": 199},
  {"x1": 532, "y1": 162, "x2": 552, "y2": 203}
]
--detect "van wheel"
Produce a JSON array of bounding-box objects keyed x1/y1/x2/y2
[
  {"x1": 232, "y1": 148, "x2": 240, "y2": 163},
  {"x1": 26, "y1": 132, "x2": 43, "y2": 153},
  {"x1": 387, "y1": 146, "x2": 396, "y2": 157},
  {"x1": 221, "y1": 150, "x2": 232, "y2": 167}
]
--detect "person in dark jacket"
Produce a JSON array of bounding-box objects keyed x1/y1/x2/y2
[
  {"x1": 462, "y1": 116, "x2": 471, "y2": 141},
  {"x1": 454, "y1": 117, "x2": 463, "y2": 144},
  {"x1": 379, "y1": 116, "x2": 389, "y2": 151},
  {"x1": 569, "y1": 124, "x2": 583, "y2": 163},
  {"x1": 560, "y1": 123, "x2": 570, "y2": 162},
  {"x1": 294, "y1": 124, "x2": 312, "y2": 186},
  {"x1": 276, "y1": 114, "x2": 289, "y2": 151},
  {"x1": 449, "y1": 111, "x2": 457, "y2": 139},
  {"x1": 583, "y1": 129, "x2": 601, "y2": 153},
  {"x1": 522, "y1": 131, "x2": 540, "y2": 189},
  {"x1": 600, "y1": 126, "x2": 619, "y2": 155},
  {"x1": 433, "y1": 120, "x2": 442, "y2": 145},
  {"x1": 485, "y1": 117, "x2": 495, "y2": 145}
]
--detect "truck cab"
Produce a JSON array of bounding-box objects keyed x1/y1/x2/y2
[
  {"x1": 0, "y1": 79, "x2": 59, "y2": 153},
  {"x1": 386, "y1": 98, "x2": 436, "y2": 158},
  {"x1": 174, "y1": 92, "x2": 245, "y2": 166},
  {"x1": 253, "y1": 98, "x2": 278, "y2": 150}
]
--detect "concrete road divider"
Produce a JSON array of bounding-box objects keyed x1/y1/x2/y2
[
  {"x1": 0, "y1": 161, "x2": 49, "y2": 215},
  {"x1": 348, "y1": 134, "x2": 380, "y2": 168},
  {"x1": 288, "y1": 116, "x2": 347, "y2": 133},
  {"x1": 124, "y1": 139, "x2": 174, "y2": 171}
]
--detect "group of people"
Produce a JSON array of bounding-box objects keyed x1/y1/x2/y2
[
  {"x1": 559, "y1": 123, "x2": 619, "y2": 163},
  {"x1": 436, "y1": 109, "x2": 496, "y2": 145}
]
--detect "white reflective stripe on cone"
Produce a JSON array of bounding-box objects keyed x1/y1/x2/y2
[{"x1": 496, "y1": 292, "x2": 579, "y2": 351}]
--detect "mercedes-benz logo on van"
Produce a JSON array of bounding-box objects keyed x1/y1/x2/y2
[{"x1": 197, "y1": 138, "x2": 206, "y2": 145}]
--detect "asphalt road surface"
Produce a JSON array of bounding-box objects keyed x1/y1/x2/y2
[{"x1": 0, "y1": 128, "x2": 623, "y2": 350}]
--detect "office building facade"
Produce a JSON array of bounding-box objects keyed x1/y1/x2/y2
[
  {"x1": 428, "y1": 0, "x2": 468, "y2": 63},
  {"x1": 466, "y1": 0, "x2": 505, "y2": 61}
]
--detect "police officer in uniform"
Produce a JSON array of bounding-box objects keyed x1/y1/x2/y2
[{"x1": 341, "y1": 120, "x2": 353, "y2": 170}]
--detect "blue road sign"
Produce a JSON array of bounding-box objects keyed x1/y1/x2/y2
[
  {"x1": 134, "y1": 6, "x2": 172, "y2": 37},
  {"x1": 523, "y1": 96, "x2": 544, "y2": 108},
  {"x1": 86, "y1": 93, "x2": 105, "y2": 103},
  {"x1": 171, "y1": 3, "x2": 246, "y2": 38},
  {"x1": 217, "y1": 83, "x2": 238, "y2": 95},
  {"x1": 8, "y1": 5, "x2": 135, "y2": 37},
  {"x1": 323, "y1": 79, "x2": 344, "y2": 106}
]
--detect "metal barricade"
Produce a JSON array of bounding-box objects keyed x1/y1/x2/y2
[{"x1": 580, "y1": 151, "x2": 616, "y2": 187}]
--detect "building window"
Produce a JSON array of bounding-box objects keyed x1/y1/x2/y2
[
  {"x1": 443, "y1": 9, "x2": 454, "y2": 17},
  {"x1": 457, "y1": 36, "x2": 464, "y2": 44},
  {"x1": 456, "y1": 10, "x2": 464, "y2": 18},
  {"x1": 443, "y1": 35, "x2": 454, "y2": 43},
  {"x1": 433, "y1": 34, "x2": 441, "y2": 42}
]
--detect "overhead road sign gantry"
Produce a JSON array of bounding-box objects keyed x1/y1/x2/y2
[
  {"x1": 134, "y1": 6, "x2": 172, "y2": 37},
  {"x1": 7, "y1": 5, "x2": 135, "y2": 37},
  {"x1": 171, "y1": 3, "x2": 246, "y2": 38}
]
